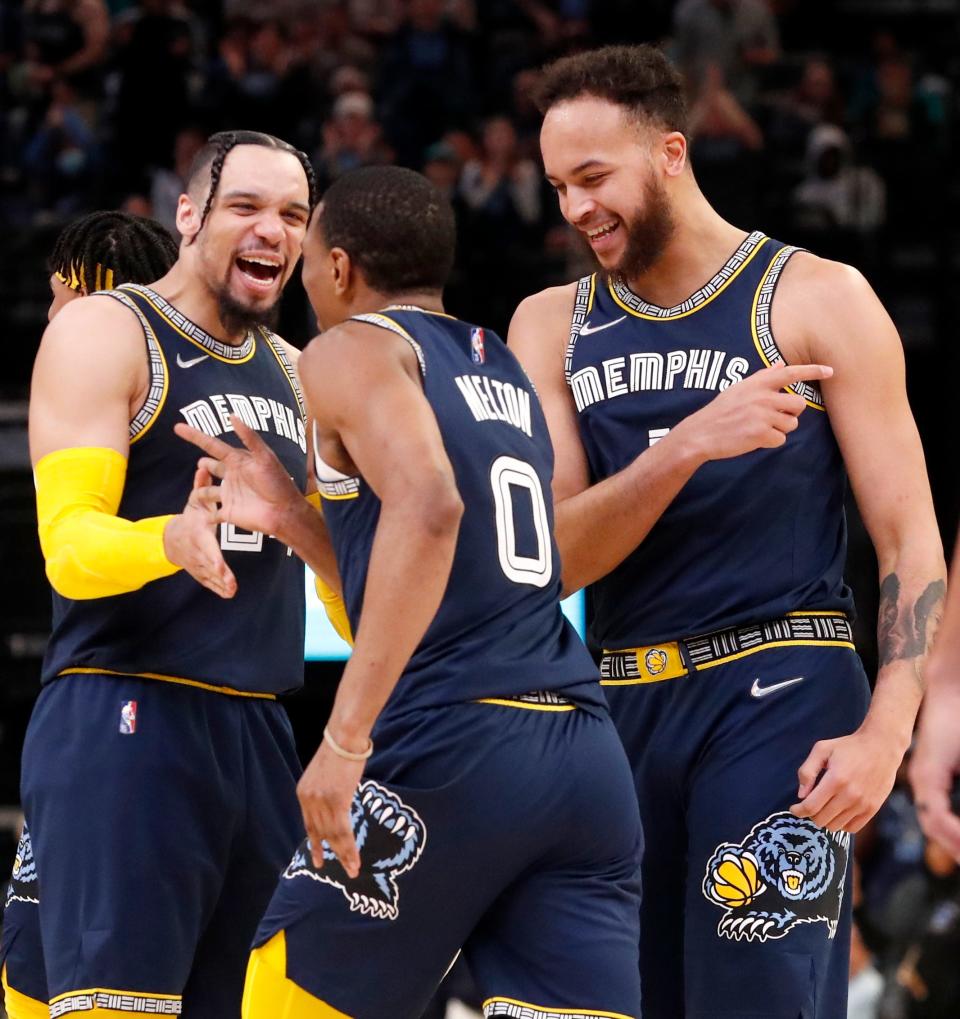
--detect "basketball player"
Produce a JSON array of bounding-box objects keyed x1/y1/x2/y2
[
  {"x1": 509, "y1": 45, "x2": 946, "y2": 1019},
  {"x1": 2, "y1": 210, "x2": 178, "y2": 1017},
  {"x1": 178, "y1": 165, "x2": 646, "y2": 1019},
  {"x1": 911, "y1": 534, "x2": 960, "y2": 859},
  {"x1": 16, "y1": 131, "x2": 335, "y2": 1019}
]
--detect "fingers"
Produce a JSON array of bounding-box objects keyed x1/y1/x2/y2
[
  {"x1": 324, "y1": 821, "x2": 361, "y2": 879},
  {"x1": 791, "y1": 771, "x2": 836, "y2": 822},
  {"x1": 197, "y1": 456, "x2": 226, "y2": 480},
  {"x1": 769, "y1": 363, "x2": 834, "y2": 386},
  {"x1": 919, "y1": 802, "x2": 960, "y2": 862},
  {"x1": 796, "y1": 741, "x2": 832, "y2": 800},
  {"x1": 174, "y1": 422, "x2": 235, "y2": 460},
  {"x1": 230, "y1": 414, "x2": 271, "y2": 456}
]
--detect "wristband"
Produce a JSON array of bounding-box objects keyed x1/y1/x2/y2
[{"x1": 323, "y1": 725, "x2": 373, "y2": 761}]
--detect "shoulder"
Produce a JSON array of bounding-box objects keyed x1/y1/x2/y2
[
  {"x1": 40, "y1": 291, "x2": 145, "y2": 358},
  {"x1": 776, "y1": 250, "x2": 896, "y2": 360},
  {"x1": 509, "y1": 281, "x2": 580, "y2": 350},
  {"x1": 301, "y1": 319, "x2": 419, "y2": 379}
]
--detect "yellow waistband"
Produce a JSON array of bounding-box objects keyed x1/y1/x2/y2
[{"x1": 58, "y1": 667, "x2": 278, "y2": 699}]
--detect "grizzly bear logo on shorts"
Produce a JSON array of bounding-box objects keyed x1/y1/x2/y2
[{"x1": 283, "y1": 780, "x2": 426, "y2": 921}]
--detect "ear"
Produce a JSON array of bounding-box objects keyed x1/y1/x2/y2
[
  {"x1": 329, "y1": 247, "x2": 353, "y2": 297},
  {"x1": 661, "y1": 131, "x2": 688, "y2": 178},
  {"x1": 176, "y1": 193, "x2": 202, "y2": 243}
]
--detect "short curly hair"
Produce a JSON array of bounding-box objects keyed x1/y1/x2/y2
[
  {"x1": 534, "y1": 45, "x2": 688, "y2": 134},
  {"x1": 316, "y1": 166, "x2": 456, "y2": 296}
]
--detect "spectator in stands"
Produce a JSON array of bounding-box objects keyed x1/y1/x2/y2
[
  {"x1": 673, "y1": 0, "x2": 779, "y2": 104},
  {"x1": 792, "y1": 124, "x2": 885, "y2": 233},
  {"x1": 148, "y1": 125, "x2": 206, "y2": 235},
  {"x1": 22, "y1": 75, "x2": 102, "y2": 216},
  {"x1": 378, "y1": 0, "x2": 476, "y2": 166},
  {"x1": 459, "y1": 115, "x2": 540, "y2": 228},
  {"x1": 20, "y1": 0, "x2": 109, "y2": 100},
  {"x1": 315, "y1": 90, "x2": 394, "y2": 185}
]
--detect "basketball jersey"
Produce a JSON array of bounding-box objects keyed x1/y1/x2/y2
[
  {"x1": 316, "y1": 307, "x2": 603, "y2": 725},
  {"x1": 42, "y1": 284, "x2": 308, "y2": 696},
  {"x1": 565, "y1": 232, "x2": 854, "y2": 650}
]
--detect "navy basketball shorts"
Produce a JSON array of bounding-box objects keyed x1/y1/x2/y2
[
  {"x1": 603, "y1": 641, "x2": 870, "y2": 1019},
  {"x1": 243, "y1": 699, "x2": 643, "y2": 1019},
  {"x1": 11, "y1": 674, "x2": 304, "y2": 1018}
]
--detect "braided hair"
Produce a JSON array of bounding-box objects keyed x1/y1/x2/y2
[
  {"x1": 49, "y1": 211, "x2": 179, "y2": 292},
  {"x1": 187, "y1": 130, "x2": 318, "y2": 236}
]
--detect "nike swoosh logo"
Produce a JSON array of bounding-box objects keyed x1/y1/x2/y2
[
  {"x1": 177, "y1": 353, "x2": 210, "y2": 369},
  {"x1": 579, "y1": 316, "x2": 626, "y2": 337},
  {"x1": 750, "y1": 676, "x2": 805, "y2": 698}
]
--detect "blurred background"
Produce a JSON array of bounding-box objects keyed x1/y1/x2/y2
[{"x1": 0, "y1": 0, "x2": 958, "y2": 1016}]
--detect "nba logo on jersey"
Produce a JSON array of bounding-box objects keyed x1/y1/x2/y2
[
  {"x1": 470, "y1": 328, "x2": 485, "y2": 365},
  {"x1": 119, "y1": 701, "x2": 138, "y2": 735}
]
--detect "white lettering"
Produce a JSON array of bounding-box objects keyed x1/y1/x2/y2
[
  {"x1": 630, "y1": 352, "x2": 663, "y2": 391},
  {"x1": 683, "y1": 349, "x2": 711, "y2": 389},
  {"x1": 603, "y1": 356, "x2": 628, "y2": 397},
  {"x1": 664, "y1": 351, "x2": 688, "y2": 390},
  {"x1": 570, "y1": 367, "x2": 604, "y2": 412},
  {"x1": 720, "y1": 356, "x2": 749, "y2": 391}
]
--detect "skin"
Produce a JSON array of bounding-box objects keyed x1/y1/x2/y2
[
  {"x1": 47, "y1": 273, "x2": 82, "y2": 322},
  {"x1": 510, "y1": 95, "x2": 946, "y2": 834},
  {"x1": 178, "y1": 219, "x2": 464, "y2": 877},
  {"x1": 910, "y1": 533, "x2": 960, "y2": 859},
  {"x1": 29, "y1": 144, "x2": 312, "y2": 599}
]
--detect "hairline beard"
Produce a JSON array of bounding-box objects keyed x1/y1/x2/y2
[{"x1": 602, "y1": 176, "x2": 676, "y2": 287}]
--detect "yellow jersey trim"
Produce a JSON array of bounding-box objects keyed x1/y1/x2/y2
[
  {"x1": 58, "y1": 667, "x2": 277, "y2": 700},
  {"x1": 2, "y1": 965, "x2": 49, "y2": 1019},
  {"x1": 318, "y1": 489, "x2": 360, "y2": 501},
  {"x1": 750, "y1": 245, "x2": 824, "y2": 412},
  {"x1": 475, "y1": 697, "x2": 576, "y2": 712},
  {"x1": 125, "y1": 286, "x2": 257, "y2": 364},
  {"x1": 383, "y1": 303, "x2": 457, "y2": 320},
  {"x1": 608, "y1": 234, "x2": 769, "y2": 322},
  {"x1": 786, "y1": 610, "x2": 846, "y2": 617},
  {"x1": 482, "y1": 996, "x2": 634, "y2": 1019},
  {"x1": 263, "y1": 330, "x2": 306, "y2": 418}
]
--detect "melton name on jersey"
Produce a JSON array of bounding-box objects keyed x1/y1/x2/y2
[
  {"x1": 41, "y1": 283, "x2": 308, "y2": 696},
  {"x1": 566, "y1": 231, "x2": 854, "y2": 650},
  {"x1": 315, "y1": 307, "x2": 603, "y2": 726}
]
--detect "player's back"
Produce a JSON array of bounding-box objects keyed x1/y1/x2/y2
[{"x1": 317, "y1": 307, "x2": 602, "y2": 725}]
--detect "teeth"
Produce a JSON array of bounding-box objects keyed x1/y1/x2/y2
[
  {"x1": 587, "y1": 221, "x2": 617, "y2": 239},
  {"x1": 239, "y1": 255, "x2": 280, "y2": 267}
]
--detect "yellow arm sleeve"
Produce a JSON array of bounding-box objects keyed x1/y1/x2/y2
[
  {"x1": 305, "y1": 491, "x2": 353, "y2": 645},
  {"x1": 34, "y1": 446, "x2": 180, "y2": 600}
]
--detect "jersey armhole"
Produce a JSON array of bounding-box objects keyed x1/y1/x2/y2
[
  {"x1": 350, "y1": 313, "x2": 427, "y2": 378},
  {"x1": 96, "y1": 288, "x2": 169, "y2": 442},
  {"x1": 751, "y1": 246, "x2": 825, "y2": 412},
  {"x1": 564, "y1": 274, "x2": 596, "y2": 388},
  {"x1": 261, "y1": 329, "x2": 306, "y2": 417}
]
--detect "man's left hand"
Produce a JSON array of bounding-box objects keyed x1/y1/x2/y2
[{"x1": 791, "y1": 727, "x2": 904, "y2": 832}]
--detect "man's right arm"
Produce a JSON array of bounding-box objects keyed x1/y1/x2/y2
[
  {"x1": 30, "y1": 297, "x2": 234, "y2": 599},
  {"x1": 508, "y1": 286, "x2": 831, "y2": 596}
]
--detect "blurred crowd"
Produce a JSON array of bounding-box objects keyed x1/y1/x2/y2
[
  {"x1": 0, "y1": 2, "x2": 958, "y2": 1015},
  {"x1": 0, "y1": 0, "x2": 955, "y2": 342}
]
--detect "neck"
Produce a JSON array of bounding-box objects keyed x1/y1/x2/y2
[
  {"x1": 350, "y1": 289, "x2": 445, "y2": 318},
  {"x1": 148, "y1": 261, "x2": 253, "y2": 345},
  {"x1": 624, "y1": 180, "x2": 747, "y2": 307}
]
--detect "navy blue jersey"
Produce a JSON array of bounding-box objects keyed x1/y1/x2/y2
[
  {"x1": 566, "y1": 232, "x2": 853, "y2": 649},
  {"x1": 316, "y1": 307, "x2": 602, "y2": 723},
  {"x1": 42, "y1": 284, "x2": 307, "y2": 695}
]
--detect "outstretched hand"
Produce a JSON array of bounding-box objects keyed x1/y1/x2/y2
[{"x1": 175, "y1": 415, "x2": 303, "y2": 539}]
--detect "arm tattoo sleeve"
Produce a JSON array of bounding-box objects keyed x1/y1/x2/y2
[{"x1": 878, "y1": 573, "x2": 946, "y2": 676}]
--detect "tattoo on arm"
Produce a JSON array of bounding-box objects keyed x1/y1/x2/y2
[{"x1": 877, "y1": 573, "x2": 946, "y2": 679}]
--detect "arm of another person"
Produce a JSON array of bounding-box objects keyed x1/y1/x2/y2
[
  {"x1": 910, "y1": 530, "x2": 960, "y2": 860},
  {"x1": 181, "y1": 321, "x2": 463, "y2": 872},
  {"x1": 509, "y1": 285, "x2": 833, "y2": 596},
  {"x1": 776, "y1": 257, "x2": 947, "y2": 833},
  {"x1": 30, "y1": 296, "x2": 235, "y2": 598}
]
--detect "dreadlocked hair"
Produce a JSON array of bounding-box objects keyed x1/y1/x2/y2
[
  {"x1": 49, "y1": 211, "x2": 179, "y2": 292},
  {"x1": 187, "y1": 130, "x2": 318, "y2": 233}
]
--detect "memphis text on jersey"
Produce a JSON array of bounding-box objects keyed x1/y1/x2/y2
[
  {"x1": 570, "y1": 348, "x2": 749, "y2": 413},
  {"x1": 179, "y1": 392, "x2": 307, "y2": 452}
]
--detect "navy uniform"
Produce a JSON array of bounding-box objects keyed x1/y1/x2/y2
[
  {"x1": 244, "y1": 308, "x2": 643, "y2": 1019},
  {"x1": 566, "y1": 232, "x2": 870, "y2": 1018},
  {"x1": 4, "y1": 284, "x2": 307, "y2": 1017}
]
